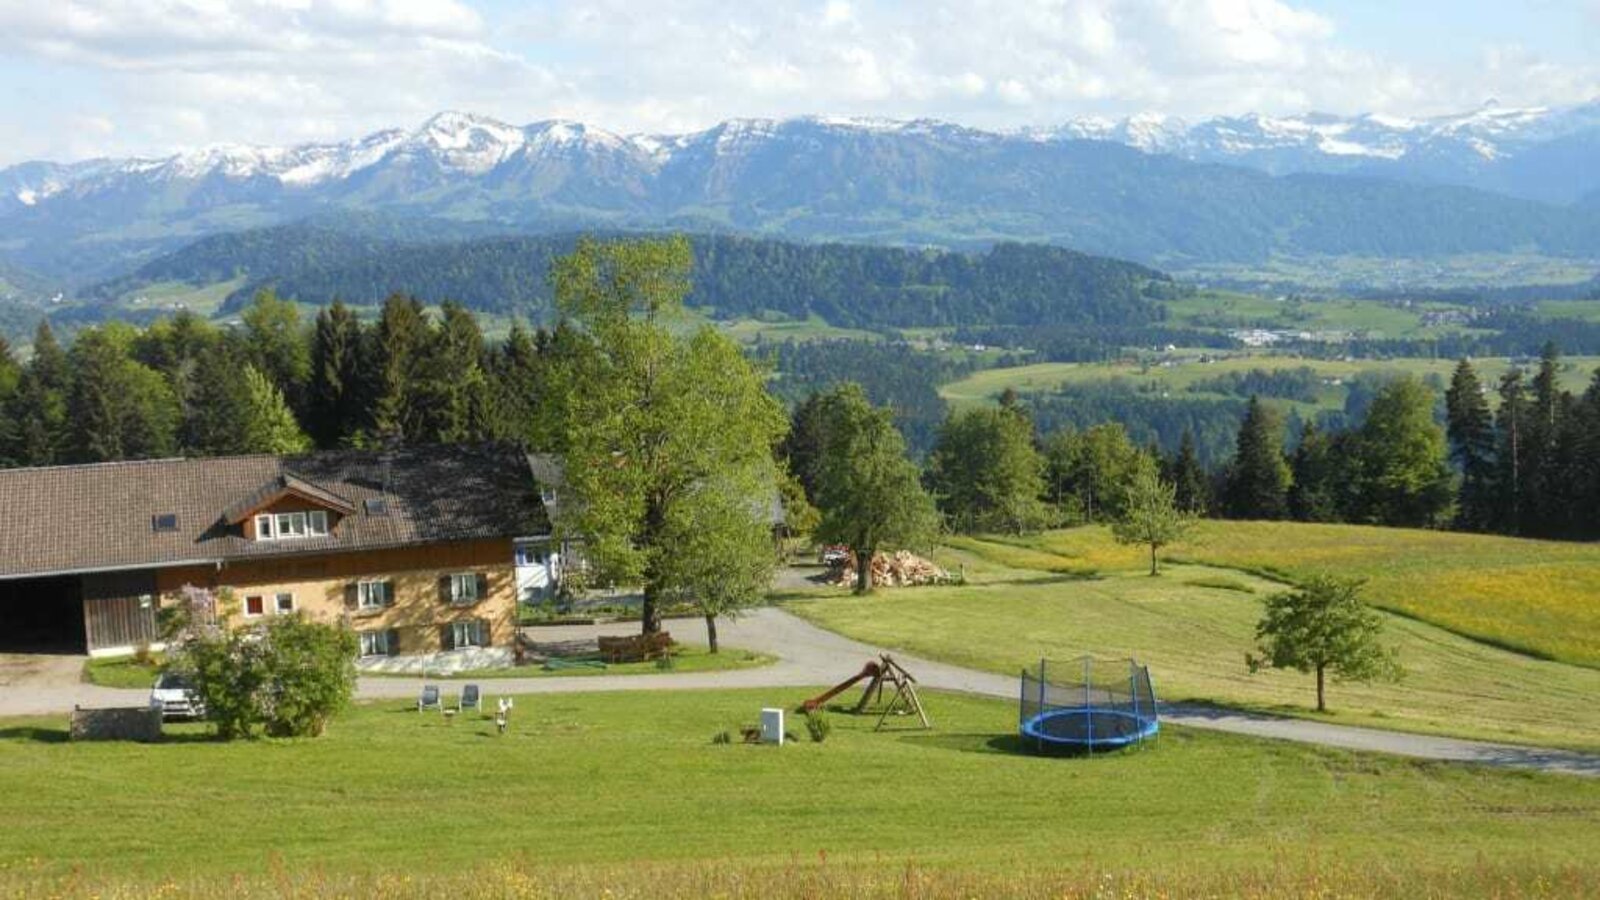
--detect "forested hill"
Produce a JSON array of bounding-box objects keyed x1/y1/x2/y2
[{"x1": 89, "y1": 228, "x2": 1177, "y2": 328}]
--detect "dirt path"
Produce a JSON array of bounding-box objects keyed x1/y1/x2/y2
[{"x1": 6, "y1": 610, "x2": 1597, "y2": 777}]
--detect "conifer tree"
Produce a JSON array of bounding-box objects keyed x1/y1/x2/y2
[
  {"x1": 1444, "y1": 358, "x2": 1495, "y2": 531},
  {"x1": 1163, "y1": 428, "x2": 1210, "y2": 515},
  {"x1": 1224, "y1": 395, "x2": 1291, "y2": 520},
  {"x1": 417, "y1": 300, "x2": 493, "y2": 443},
  {"x1": 307, "y1": 300, "x2": 363, "y2": 448},
  {"x1": 1288, "y1": 422, "x2": 1344, "y2": 522},
  {"x1": 1493, "y1": 370, "x2": 1531, "y2": 534},
  {"x1": 369, "y1": 294, "x2": 430, "y2": 443},
  {"x1": 183, "y1": 339, "x2": 254, "y2": 456}
]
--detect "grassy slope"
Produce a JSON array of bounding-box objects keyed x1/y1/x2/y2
[
  {"x1": 2, "y1": 689, "x2": 1597, "y2": 895},
  {"x1": 788, "y1": 527, "x2": 1600, "y2": 752},
  {"x1": 938, "y1": 352, "x2": 1600, "y2": 409}
]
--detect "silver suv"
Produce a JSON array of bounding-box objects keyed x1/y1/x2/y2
[{"x1": 149, "y1": 673, "x2": 206, "y2": 721}]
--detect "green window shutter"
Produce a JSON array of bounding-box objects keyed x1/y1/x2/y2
[
  {"x1": 382, "y1": 581, "x2": 396, "y2": 607},
  {"x1": 475, "y1": 572, "x2": 489, "y2": 601},
  {"x1": 438, "y1": 575, "x2": 452, "y2": 604},
  {"x1": 343, "y1": 582, "x2": 358, "y2": 611},
  {"x1": 386, "y1": 628, "x2": 401, "y2": 656},
  {"x1": 439, "y1": 624, "x2": 454, "y2": 651}
]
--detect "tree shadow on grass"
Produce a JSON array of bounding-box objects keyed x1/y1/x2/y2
[
  {"x1": 0, "y1": 726, "x2": 70, "y2": 744},
  {"x1": 894, "y1": 731, "x2": 1025, "y2": 755},
  {"x1": 0, "y1": 726, "x2": 220, "y2": 745}
]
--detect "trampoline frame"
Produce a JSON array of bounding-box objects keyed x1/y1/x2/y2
[{"x1": 1018, "y1": 657, "x2": 1160, "y2": 753}]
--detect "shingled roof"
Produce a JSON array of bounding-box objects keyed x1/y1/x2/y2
[{"x1": 0, "y1": 443, "x2": 551, "y2": 580}]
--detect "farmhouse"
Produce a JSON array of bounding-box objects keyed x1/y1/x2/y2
[{"x1": 0, "y1": 444, "x2": 564, "y2": 658}]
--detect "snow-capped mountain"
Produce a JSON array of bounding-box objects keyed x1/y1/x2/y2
[
  {"x1": 1035, "y1": 100, "x2": 1600, "y2": 203},
  {"x1": 6, "y1": 101, "x2": 1596, "y2": 211},
  {"x1": 2, "y1": 103, "x2": 1598, "y2": 286}
]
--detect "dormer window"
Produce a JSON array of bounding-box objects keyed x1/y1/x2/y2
[{"x1": 255, "y1": 510, "x2": 331, "y2": 541}]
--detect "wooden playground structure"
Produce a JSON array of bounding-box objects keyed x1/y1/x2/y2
[{"x1": 800, "y1": 654, "x2": 931, "y2": 731}]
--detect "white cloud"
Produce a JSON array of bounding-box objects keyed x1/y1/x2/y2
[{"x1": 0, "y1": 0, "x2": 1595, "y2": 164}]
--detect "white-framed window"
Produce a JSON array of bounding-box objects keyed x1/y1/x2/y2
[
  {"x1": 274, "y1": 592, "x2": 295, "y2": 614},
  {"x1": 515, "y1": 543, "x2": 550, "y2": 567},
  {"x1": 276, "y1": 512, "x2": 307, "y2": 538},
  {"x1": 308, "y1": 510, "x2": 329, "y2": 536},
  {"x1": 243, "y1": 595, "x2": 265, "y2": 617},
  {"x1": 254, "y1": 515, "x2": 274, "y2": 540},
  {"x1": 356, "y1": 580, "x2": 392, "y2": 610},
  {"x1": 539, "y1": 487, "x2": 557, "y2": 506},
  {"x1": 359, "y1": 630, "x2": 391, "y2": 658},
  {"x1": 450, "y1": 573, "x2": 480, "y2": 604},
  {"x1": 452, "y1": 619, "x2": 488, "y2": 649}
]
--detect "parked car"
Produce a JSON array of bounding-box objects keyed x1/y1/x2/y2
[
  {"x1": 149, "y1": 673, "x2": 205, "y2": 721},
  {"x1": 819, "y1": 545, "x2": 851, "y2": 566}
]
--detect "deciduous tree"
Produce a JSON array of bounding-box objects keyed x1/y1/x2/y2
[
  {"x1": 928, "y1": 406, "x2": 1049, "y2": 534},
  {"x1": 1248, "y1": 574, "x2": 1401, "y2": 713},
  {"x1": 1111, "y1": 466, "x2": 1196, "y2": 575},
  {"x1": 812, "y1": 383, "x2": 940, "y2": 593},
  {"x1": 551, "y1": 236, "x2": 787, "y2": 632}
]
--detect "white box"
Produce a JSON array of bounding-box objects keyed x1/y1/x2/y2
[{"x1": 760, "y1": 707, "x2": 785, "y2": 745}]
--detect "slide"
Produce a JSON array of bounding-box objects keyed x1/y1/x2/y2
[{"x1": 800, "y1": 661, "x2": 882, "y2": 712}]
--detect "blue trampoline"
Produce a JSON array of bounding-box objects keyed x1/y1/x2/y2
[{"x1": 1019, "y1": 657, "x2": 1159, "y2": 752}]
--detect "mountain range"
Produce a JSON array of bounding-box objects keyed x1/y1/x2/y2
[{"x1": 3, "y1": 103, "x2": 1599, "y2": 290}]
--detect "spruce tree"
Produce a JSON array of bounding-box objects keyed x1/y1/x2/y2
[
  {"x1": 1224, "y1": 395, "x2": 1291, "y2": 520},
  {"x1": 1288, "y1": 421, "x2": 1343, "y2": 522},
  {"x1": 1444, "y1": 358, "x2": 1495, "y2": 531},
  {"x1": 1493, "y1": 370, "x2": 1531, "y2": 535},
  {"x1": 1526, "y1": 342, "x2": 1567, "y2": 535},
  {"x1": 184, "y1": 339, "x2": 254, "y2": 456},
  {"x1": 1164, "y1": 429, "x2": 1210, "y2": 515},
  {"x1": 416, "y1": 301, "x2": 493, "y2": 443},
  {"x1": 307, "y1": 300, "x2": 363, "y2": 448},
  {"x1": 489, "y1": 321, "x2": 547, "y2": 446},
  {"x1": 368, "y1": 294, "x2": 430, "y2": 443}
]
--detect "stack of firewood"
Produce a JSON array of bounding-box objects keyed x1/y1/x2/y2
[{"x1": 827, "y1": 550, "x2": 950, "y2": 588}]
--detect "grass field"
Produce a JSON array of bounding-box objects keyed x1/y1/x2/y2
[
  {"x1": 3, "y1": 689, "x2": 1597, "y2": 898},
  {"x1": 1162, "y1": 290, "x2": 1471, "y2": 338},
  {"x1": 787, "y1": 527, "x2": 1600, "y2": 752},
  {"x1": 938, "y1": 352, "x2": 1600, "y2": 410}
]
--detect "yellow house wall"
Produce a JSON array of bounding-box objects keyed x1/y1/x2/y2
[{"x1": 154, "y1": 539, "x2": 518, "y2": 653}]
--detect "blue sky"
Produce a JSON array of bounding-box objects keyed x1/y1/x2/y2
[{"x1": 0, "y1": 0, "x2": 1595, "y2": 165}]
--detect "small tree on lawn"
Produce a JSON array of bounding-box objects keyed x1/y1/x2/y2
[
  {"x1": 812, "y1": 383, "x2": 939, "y2": 594},
  {"x1": 658, "y1": 476, "x2": 779, "y2": 653},
  {"x1": 1111, "y1": 466, "x2": 1196, "y2": 576},
  {"x1": 1247, "y1": 574, "x2": 1401, "y2": 712}
]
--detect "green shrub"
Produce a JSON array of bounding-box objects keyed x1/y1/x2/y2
[
  {"x1": 804, "y1": 708, "x2": 832, "y2": 743},
  {"x1": 711, "y1": 730, "x2": 732, "y2": 745},
  {"x1": 168, "y1": 615, "x2": 358, "y2": 739}
]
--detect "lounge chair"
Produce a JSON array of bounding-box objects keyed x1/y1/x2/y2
[
  {"x1": 458, "y1": 684, "x2": 481, "y2": 713},
  {"x1": 418, "y1": 684, "x2": 442, "y2": 712}
]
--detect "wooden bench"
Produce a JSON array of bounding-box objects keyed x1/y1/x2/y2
[{"x1": 597, "y1": 631, "x2": 675, "y2": 663}]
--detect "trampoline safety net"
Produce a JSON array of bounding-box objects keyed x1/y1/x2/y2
[{"x1": 1019, "y1": 657, "x2": 1159, "y2": 751}]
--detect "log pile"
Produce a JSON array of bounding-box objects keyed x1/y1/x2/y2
[{"x1": 827, "y1": 550, "x2": 950, "y2": 588}]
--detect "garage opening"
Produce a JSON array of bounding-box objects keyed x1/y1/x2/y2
[{"x1": 0, "y1": 576, "x2": 86, "y2": 654}]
